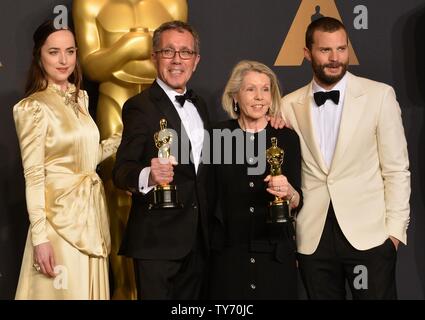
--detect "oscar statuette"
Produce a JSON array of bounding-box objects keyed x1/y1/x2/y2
[
  {"x1": 266, "y1": 137, "x2": 291, "y2": 223},
  {"x1": 150, "y1": 119, "x2": 182, "y2": 209}
]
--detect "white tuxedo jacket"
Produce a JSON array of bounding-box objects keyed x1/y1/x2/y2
[{"x1": 282, "y1": 72, "x2": 410, "y2": 254}]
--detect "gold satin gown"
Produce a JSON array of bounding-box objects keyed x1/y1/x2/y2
[{"x1": 13, "y1": 84, "x2": 121, "y2": 299}]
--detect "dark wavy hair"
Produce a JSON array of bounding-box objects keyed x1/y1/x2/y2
[
  {"x1": 305, "y1": 17, "x2": 347, "y2": 50},
  {"x1": 25, "y1": 20, "x2": 82, "y2": 102}
]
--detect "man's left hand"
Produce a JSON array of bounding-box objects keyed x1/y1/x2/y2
[{"x1": 266, "y1": 115, "x2": 286, "y2": 129}]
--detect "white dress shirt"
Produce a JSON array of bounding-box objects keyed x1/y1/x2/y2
[
  {"x1": 311, "y1": 73, "x2": 347, "y2": 169},
  {"x1": 138, "y1": 78, "x2": 204, "y2": 194}
]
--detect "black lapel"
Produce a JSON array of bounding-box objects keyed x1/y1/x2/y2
[{"x1": 149, "y1": 81, "x2": 183, "y2": 133}]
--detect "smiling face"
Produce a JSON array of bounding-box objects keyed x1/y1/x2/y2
[
  {"x1": 40, "y1": 29, "x2": 77, "y2": 90},
  {"x1": 235, "y1": 71, "x2": 271, "y2": 127},
  {"x1": 152, "y1": 29, "x2": 200, "y2": 93},
  {"x1": 304, "y1": 29, "x2": 349, "y2": 89}
]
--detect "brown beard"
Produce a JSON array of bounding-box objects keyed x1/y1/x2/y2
[{"x1": 312, "y1": 60, "x2": 348, "y2": 86}]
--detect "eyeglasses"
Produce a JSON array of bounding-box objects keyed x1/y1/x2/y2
[{"x1": 155, "y1": 48, "x2": 197, "y2": 60}]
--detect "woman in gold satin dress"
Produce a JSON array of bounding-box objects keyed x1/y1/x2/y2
[{"x1": 13, "y1": 20, "x2": 121, "y2": 299}]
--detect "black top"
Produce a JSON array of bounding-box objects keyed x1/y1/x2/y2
[{"x1": 207, "y1": 119, "x2": 302, "y2": 299}]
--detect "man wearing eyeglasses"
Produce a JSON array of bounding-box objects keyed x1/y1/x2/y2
[{"x1": 113, "y1": 20, "x2": 210, "y2": 300}]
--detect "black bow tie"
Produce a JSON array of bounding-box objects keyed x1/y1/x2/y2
[
  {"x1": 314, "y1": 90, "x2": 340, "y2": 106},
  {"x1": 175, "y1": 89, "x2": 197, "y2": 107}
]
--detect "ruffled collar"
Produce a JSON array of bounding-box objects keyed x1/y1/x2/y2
[
  {"x1": 48, "y1": 83, "x2": 85, "y2": 117},
  {"x1": 48, "y1": 82, "x2": 76, "y2": 94}
]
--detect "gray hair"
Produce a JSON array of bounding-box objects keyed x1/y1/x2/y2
[
  {"x1": 222, "y1": 60, "x2": 282, "y2": 119},
  {"x1": 152, "y1": 20, "x2": 200, "y2": 53}
]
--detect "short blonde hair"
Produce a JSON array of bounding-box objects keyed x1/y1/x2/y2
[{"x1": 221, "y1": 60, "x2": 282, "y2": 119}]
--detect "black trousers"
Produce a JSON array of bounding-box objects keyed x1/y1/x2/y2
[
  {"x1": 133, "y1": 226, "x2": 206, "y2": 300},
  {"x1": 297, "y1": 203, "x2": 397, "y2": 300}
]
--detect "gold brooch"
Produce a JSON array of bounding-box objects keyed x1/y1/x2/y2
[
  {"x1": 64, "y1": 94, "x2": 81, "y2": 118},
  {"x1": 49, "y1": 84, "x2": 81, "y2": 118}
]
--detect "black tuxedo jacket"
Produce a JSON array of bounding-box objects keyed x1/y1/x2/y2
[{"x1": 113, "y1": 81, "x2": 210, "y2": 260}]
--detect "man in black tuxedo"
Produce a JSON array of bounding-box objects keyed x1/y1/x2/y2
[{"x1": 113, "y1": 21, "x2": 210, "y2": 300}]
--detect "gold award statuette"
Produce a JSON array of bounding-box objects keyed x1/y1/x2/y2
[
  {"x1": 266, "y1": 137, "x2": 290, "y2": 223},
  {"x1": 150, "y1": 119, "x2": 182, "y2": 209}
]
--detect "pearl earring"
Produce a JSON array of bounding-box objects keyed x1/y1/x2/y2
[{"x1": 233, "y1": 101, "x2": 239, "y2": 113}]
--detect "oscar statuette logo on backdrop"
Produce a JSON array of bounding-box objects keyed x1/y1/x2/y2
[{"x1": 274, "y1": 0, "x2": 364, "y2": 66}]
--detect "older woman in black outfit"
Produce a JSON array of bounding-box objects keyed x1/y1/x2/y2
[{"x1": 208, "y1": 60, "x2": 302, "y2": 299}]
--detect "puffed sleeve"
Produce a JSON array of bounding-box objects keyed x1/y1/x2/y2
[{"x1": 13, "y1": 99, "x2": 49, "y2": 246}]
